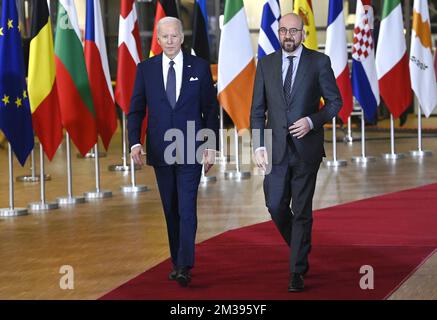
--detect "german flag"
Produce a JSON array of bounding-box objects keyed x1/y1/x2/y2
[
  {"x1": 149, "y1": 0, "x2": 179, "y2": 57},
  {"x1": 28, "y1": 0, "x2": 62, "y2": 161}
]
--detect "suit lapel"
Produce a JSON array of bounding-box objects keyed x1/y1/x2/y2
[
  {"x1": 153, "y1": 54, "x2": 171, "y2": 108},
  {"x1": 290, "y1": 45, "x2": 310, "y2": 102},
  {"x1": 273, "y1": 50, "x2": 287, "y2": 108}
]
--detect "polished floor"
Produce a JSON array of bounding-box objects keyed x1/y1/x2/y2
[{"x1": 0, "y1": 124, "x2": 437, "y2": 299}]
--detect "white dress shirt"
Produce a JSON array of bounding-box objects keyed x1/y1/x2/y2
[{"x1": 162, "y1": 50, "x2": 183, "y2": 101}]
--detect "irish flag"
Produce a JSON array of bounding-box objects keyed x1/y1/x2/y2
[
  {"x1": 376, "y1": 0, "x2": 412, "y2": 118},
  {"x1": 409, "y1": 0, "x2": 437, "y2": 117},
  {"x1": 217, "y1": 0, "x2": 255, "y2": 131},
  {"x1": 54, "y1": 0, "x2": 97, "y2": 156}
]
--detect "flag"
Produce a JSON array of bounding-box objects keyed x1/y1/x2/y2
[
  {"x1": 258, "y1": 0, "x2": 281, "y2": 59},
  {"x1": 150, "y1": 0, "x2": 179, "y2": 57},
  {"x1": 351, "y1": 0, "x2": 380, "y2": 122},
  {"x1": 325, "y1": 0, "x2": 353, "y2": 123},
  {"x1": 376, "y1": 0, "x2": 412, "y2": 119},
  {"x1": 115, "y1": 0, "x2": 142, "y2": 115},
  {"x1": 85, "y1": 0, "x2": 117, "y2": 151},
  {"x1": 54, "y1": 0, "x2": 97, "y2": 156},
  {"x1": 0, "y1": 0, "x2": 34, "y2": 166},
  {"x1": 434, "y1": 39, "x2": 437, "y2": 81},
  {"x1": 217, "y1": 0, "x2": 256, "y2": 131},
  {"x1": 28, "y1": 0, "x2": 62, "y2": 161},
  {"x1": 293, "y1": 0, "x2": 318, "y2": 50},
  {"x1": 192, "y1": 0, "x2": 210, "y2": 61},
  {"x1": 410, "y1": 0, "x2": 437, "y2": 117}
]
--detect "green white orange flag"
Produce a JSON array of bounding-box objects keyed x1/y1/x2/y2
[
  {"x1": 409, "y1": 0, "x2": 437, "y2": 117},
  {"x1": 217, "y1": 0, "x2": 255, "y2": 131},
  {"x1": 54, "y1": 0, "x2": 97, "y2": 156},
  {"x1": 376, "y1": 0, "x2": 412, "y2": 118}
]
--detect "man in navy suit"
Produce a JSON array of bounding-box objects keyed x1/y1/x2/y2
[{"x1": 128, "y1": 17, "x2": 219, "y2": 287}]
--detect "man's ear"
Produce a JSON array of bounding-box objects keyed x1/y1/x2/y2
[{"x1": 301, "y1": 28, "x2": 306, "y2": 42}]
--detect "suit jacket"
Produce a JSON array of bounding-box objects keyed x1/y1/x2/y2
[
  {"x1": 250, "y1": 46, "x2": 342, "y2": 164},
  {"x1": 128, "y1": 52, "x2": 219, "y2": 166}
]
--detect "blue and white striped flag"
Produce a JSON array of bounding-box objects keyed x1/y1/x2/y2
[{"x1": 257, "y1": 0, "x2": 281, "y2": 59}]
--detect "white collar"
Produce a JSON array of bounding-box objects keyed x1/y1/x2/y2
[{"x1": 163, "y1": 50, "x2": 183, "y2": 66}]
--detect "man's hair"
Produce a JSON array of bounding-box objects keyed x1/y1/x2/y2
[{"x1": 157, "y1": 17, "x2": 183, "y2": 35}]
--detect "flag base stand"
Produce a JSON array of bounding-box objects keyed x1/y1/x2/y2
[
  {"x1": 16, "y1": 174, "x2": 51, "y2": 182},
  {"x1": 382, "y1": 152, "x2": 406, "y2": 160},
  {"x1": 409, "y1": 150, "x2": 432, "y2": 157},
  {"x1": 28, "y1": 201, "x2": 59, "y2": 212},
  {"x1": 57, "y1": 196, "x2": 86, "y2": 206},
  {"x1": 200, "y1": 175, "x2": 217, "y2": 184},
  {"x1": 325, "y1": 159, "x2": 347, "y2": 167},
  {"x1": 343, "y1": 135, "x2": 354, "y2": 144},
  {"x1": 84, "y1": 190, "x2": 113, "y2": 199},
  {"x1": 108, "y1": 164, "x2": 141, "y2": 172},
  {"x1": 0, "y1": 208, "x2": 28, "y2": 217},
  {"x1": 351, "y1": 156, "x2": 377, "y2": 163},
  {"x1": 77, "y1": 152, "x2": 107, "y2": 159},
  {"x1": 120, "y1": 185, "x2": 149, "y2": 193},
  {"x1": 224, "y1": 171, "x2": 251, "y2": 180}
]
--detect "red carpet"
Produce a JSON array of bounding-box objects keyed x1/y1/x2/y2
[{"x1": 100, "y1": 183, "x2": 437, "y2": 300}]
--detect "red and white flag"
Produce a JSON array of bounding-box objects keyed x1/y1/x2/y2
[
  {"x1": 85, "y1": 0, "x2": 117, "y2": 150},
  {"x1": 115, "y1": 0, "x2": 142, "y2": 115}
]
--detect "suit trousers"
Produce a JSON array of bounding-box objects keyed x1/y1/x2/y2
[
  {"x1": 263, "y1": 138, "x2": 320, "y2": 274},
  {"x1": 153, "y1": 164, "x2": 202, "y2": 269}
]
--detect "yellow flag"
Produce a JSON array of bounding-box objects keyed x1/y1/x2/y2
[{"x1": 293, "y1": 0, "x2": 318, "y2": 50}]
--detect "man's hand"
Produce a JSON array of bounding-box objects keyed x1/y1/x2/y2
[
  {"x1": 131, "y1": 145, "x2": 145, "y2": 166},
  {"x1": 289, "y1": 117, "x2": 311, "y2": 139},
  {"x1": 254, "y1": 148, "x2": 268, "y2": 171},
  {"x1": 203, "y1": 149, "x2": 216, "y2": 174}
]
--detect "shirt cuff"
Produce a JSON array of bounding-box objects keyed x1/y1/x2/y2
[
  {"x1": 255, "y1": 146, "x2": 266, "y2": 154},
  {"x1": 306, "y1": 116, "x2": 314, "y2": 130},
  {"x1": 130, "y1": 144, "x2": 142, "y2": 152}
]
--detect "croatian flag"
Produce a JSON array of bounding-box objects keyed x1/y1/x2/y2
[
  {"x1": 325, "y1": 0, "x2": 353, "y2": 123},
  {"x1": 85, "y1": 0, "x2": 117, "y2": 150},
  {"x1": 257, "y1": 0, "x2": 281, "y2": 59},
  {"x1": 351, "y1": 0, "x2": 380, "y2": 122}
]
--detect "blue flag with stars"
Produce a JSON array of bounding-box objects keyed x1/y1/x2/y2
[{"x1": 0, "y1": 0, "x2": 34, "y2": 166}]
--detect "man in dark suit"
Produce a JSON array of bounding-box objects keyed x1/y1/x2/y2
[
  {"x1": 128, "y1": 17, "x2": 219, "y2": 287},
  {"x1": 250, "y1": 13, "x2": 342, "y2": 292}
]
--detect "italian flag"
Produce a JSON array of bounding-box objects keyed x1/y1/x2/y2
[
  {"x1": 376, "y1": 0, "x2": 412, "y2": 118},
  {"x1": 54, "y1": 0, "x2": 97, "y2": 156},
  {"x1": 217, "y1": 0, "x2": 255, "y2": 131}
]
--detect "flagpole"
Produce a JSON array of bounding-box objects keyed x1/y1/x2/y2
[
  {"x1": 326, "y1": 117, "x2": 347, "y2": 167},
  {"x1": 224, "y1": 126, "x2": 250, "y2": 180},
  {"x1": 351, "y1": 109, "x2": 376, "y2": 163},
  {"x1": 216, "y1": 106, "x2": 227, "y2": 165},
  {"x1": 410, "y1": 106, "x2": 432, "y2": 157},
  {"x1": 108, "y1": 113, "x2": 140, "y2": 172},
  {"x1": 344, "y1": 116, "x2": 354, "y2": 144},
  {"x1": 0, "y1": 143, "x2": 28, "y2": 217},
  {"x1": 16, "y1": 148, "x2": 51, "y2": 182},
  {"x1": 382, "y1": 114, "x2": 406, "y2": 160},
  {"x1": 57, "y1": 133, "x2": 85, "y2": 205},
  {"x1": 84, "y1": 143, "x2": 112, "y2": 199},
  {"x1": 120, "y1": 156, "x2": 149, "y2": 193},
  {"x1": 77, "y1": 140, "x2": 106, "y2": 159},
  {"x1": 28, "y1": 143, "x2": 59, "y2": 212}
]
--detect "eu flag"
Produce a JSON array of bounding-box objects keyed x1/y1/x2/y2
[{"x1": 0, "y1": 0, "x2": 34, "y2": 166}]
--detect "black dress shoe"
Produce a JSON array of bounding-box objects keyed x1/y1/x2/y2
[
  {"x1": 288, "y1": 273, "x2": 304, "y2": 292},
  {"x1": 168, "y1": 268, "x2": 177, "y2": 280},
  {"x1": 176, "y1": 267, "x2": 192, "y2": 287}
]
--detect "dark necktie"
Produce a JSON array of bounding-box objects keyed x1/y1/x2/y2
[
  {"x1": 166, "y1": 60, "x2": 176, "y2": 108},
  {"x1": 283, "y1": 55, "x2": 295, "y2": 106}
]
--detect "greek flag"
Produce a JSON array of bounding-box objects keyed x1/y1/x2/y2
[{"x1": 257, "y1": 0, "x2": 281, "y2": 59}]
